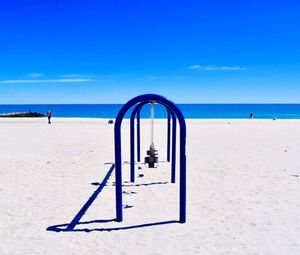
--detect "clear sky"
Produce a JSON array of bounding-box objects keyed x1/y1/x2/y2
[{"x1": 0, "y1": 0, "x2": 299, "y2": 104}]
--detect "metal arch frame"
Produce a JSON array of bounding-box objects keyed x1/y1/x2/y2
[
  {"x1": 136, "y1": 104, "x2": 172, "y2": 162},
  {"x1": 136, "y1": 107, "x2": 172, "y2": 163},
  {"x1": 114, "y1": 94, "x2": 187, "y2": 223},
  {"x1": 130, "y1": 100, "x2": 150, "y2": 183},
  {"x1": 130, "y1": 102, "x2": 177, "y2": 183},
  {"x1": 166, "y1": 109, "x2": 171, "y2": 162}
]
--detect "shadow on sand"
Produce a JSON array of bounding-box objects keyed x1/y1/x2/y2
[
  {"x1": 46, "y1": 163, "x2": 177, "y2": 232},
  {"x1": 114, "y1": 181, "x2": 168, "y2": 187},
  {"x1": 47, "y1": 219, "x2": 178, "y2": 232},
  {"x1": 47, "y1": 164, "x2": 115, "y2": 232}
]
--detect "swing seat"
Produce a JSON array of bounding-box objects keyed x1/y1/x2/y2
[{"x1": 145, "y1": 148, "x2": 158, "y2": 168}]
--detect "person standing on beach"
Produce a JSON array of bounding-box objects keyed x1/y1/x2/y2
[
  {"x1": 249, "y1": 112, "x2": 254, "y2": 119},
  {"x1": 47, "y1": 110, "x2": 52, "y2": 124}
]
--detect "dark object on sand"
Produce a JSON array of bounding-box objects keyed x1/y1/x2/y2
[
  {"x1": 0, "y1": 112, "x2": 46, "y2": 118},
  {"x1": 108, "y1": 119, "x2": 114, "y2": 124},
  {"x1": 144, "y1": 145, "x2": 159, "y2": 168}
]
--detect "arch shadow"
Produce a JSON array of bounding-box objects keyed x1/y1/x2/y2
[{"x1": 47, "y1": 219, "x2": 178, "y2": 232}]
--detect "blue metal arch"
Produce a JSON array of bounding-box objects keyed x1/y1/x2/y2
[
  {"x1": 130, "y1": 100, "x2": 149, "y2": 182},
  {"x1": 166, "y1": 109, "x2": 171, "y2": 162},
  {"x1": 137, "y1": 107, "x2": 172, "y2": 163},
  {"x1": 114, "y1": 94, "x2": 186, "y2": 223},
  {"x1": 130, "y1": 102, "x2": 177, "y2": 183}
]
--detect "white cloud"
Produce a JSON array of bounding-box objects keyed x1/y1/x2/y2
[
  {"x1": 188, "y1": 65, "x2": 248, "y2": 71},
  {"x1": 60, "y1": 74, "x2": 91, "y2": 78},
  {"x1": 1, "y1": 78, "x2": 95, "y2": 84},
  {"x1": 27, "y1": 72, "x2": 43, "y2": 78},
  {"x1": 147, "y1": 75, "x2": 188, "y2": 80},
  {"x1": 147, "y1": 75, "x2": 168, "y2": 79}
]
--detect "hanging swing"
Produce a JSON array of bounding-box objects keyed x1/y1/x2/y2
[{"x1": 144, "y1": 100, "x2": 159, "y2": 168}]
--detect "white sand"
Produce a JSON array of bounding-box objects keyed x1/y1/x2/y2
[{"x1": 1, "y1": 118, "x2": 300, "y2": 254}]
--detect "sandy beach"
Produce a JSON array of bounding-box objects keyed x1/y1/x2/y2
[{"x1": 1, "y1": 118, "x2": 300, "y2": 254}]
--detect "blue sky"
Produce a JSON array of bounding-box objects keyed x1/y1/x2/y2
[{"x1": 0, "y1": 0, "x2": 299, "y2": 103}]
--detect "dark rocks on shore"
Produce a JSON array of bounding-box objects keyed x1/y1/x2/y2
[{"x1": 0, "y1": 112, "x2": 46, "y2": 118}]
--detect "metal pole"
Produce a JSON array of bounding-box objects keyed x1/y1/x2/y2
[
  {"x1": 150, "y1": 101, "x2": 155, "y2": 149},
  {"x1": 130, "y1": 113, "x2": 135, "y2": 183},
  {"x1": 171, "y1": 112, "x2": 176, "y2": 183},
  {"x1": 130, "y1": 101, "x2": 149, "y2": 181},
  {"x1": 137, "y1": 110, "x2": 141, "y2": 162},
  {"x1": 179, "y1": 124, "x2": 186, "y2": 223},
  {"x1": 114, "y1": 122, "x2": 123, "y2": 222},
  {"x1": 167, "y1": 110, "x2": 171, "y2": 162}
]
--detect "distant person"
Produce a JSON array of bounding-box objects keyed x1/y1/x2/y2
[
  {"x1": 47, "y1": 110, "x2": 52, "y2": 124},
  {"x1": 249, "y1": 112, "x2": 253, "y2": 119}
]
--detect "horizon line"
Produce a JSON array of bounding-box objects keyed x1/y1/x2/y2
[{"x1": 1, "y1": 103, "x2": 300, "y2": 105}]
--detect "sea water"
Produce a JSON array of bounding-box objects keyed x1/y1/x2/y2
[{"x1": 1, "y1": 104, "x2": 300, "y2": 119}]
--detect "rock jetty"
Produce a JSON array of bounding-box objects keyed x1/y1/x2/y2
[{"x1": 0, "y1": 112, "x2": 46, "y2": 118}]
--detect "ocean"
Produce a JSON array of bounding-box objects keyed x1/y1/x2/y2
[{"x1": 1, "y1": 104, "x2": 300, "y2": 119}]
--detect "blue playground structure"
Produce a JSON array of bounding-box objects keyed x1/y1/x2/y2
[
  {"x1": 47, "y1": 93, "x2": 186, "y2": 232},
  {"x1": 130, "y1": 102, "x2": 177, "y2": 182},
  {"x1": 114, "y1": 94, "x2": 187, "y2": 223}
]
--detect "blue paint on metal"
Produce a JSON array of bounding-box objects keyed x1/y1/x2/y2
[
  {"x1": 170, "y1": 111, "x2": 177, "y2": 183},
  {"x1": 167, "y1": 110, "x2": 171, "y2": 162},
  {"x1": 136, "y1": 104, "x2": 174, "y2": 166},
  {"x1": 130, "y1": 101, "x2": 150, "y2": 182},
  {"x1": 136, "y1": 109, "x2": 141, "y2": 162},
  {"x1": 134, "y1": 103, "x2": 177, "y2": 183},
  {"x1": 114, "y1": 94, "x2": 186, "y2": 223}
]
